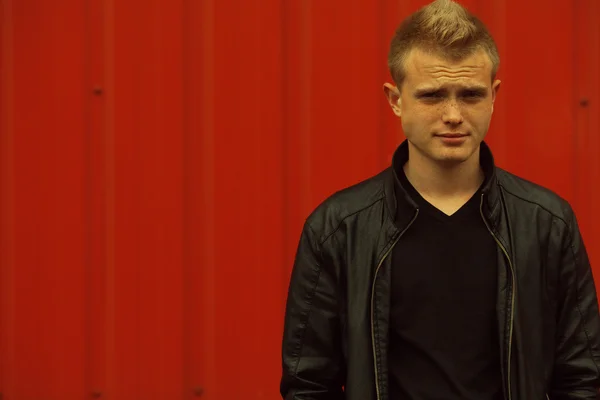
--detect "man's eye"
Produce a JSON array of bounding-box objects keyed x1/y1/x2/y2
[
  {"x1": 422, "y1": 92, "x2": 442, "y2": 98},
  {"x1": 463, "y1": 90, "x2": 484, "y2": 98}
]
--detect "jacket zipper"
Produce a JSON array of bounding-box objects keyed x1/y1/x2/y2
[
  {"x1": 371, "y1": 209, "x2": 419, "y2": 400},
  {"x1": 480, "y1": 193, "x2": 516, "y2": 400}
]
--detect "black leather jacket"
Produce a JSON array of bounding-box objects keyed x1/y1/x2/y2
[{"x1": 281, "y1": 141, "x2": 600, "y2": 400}]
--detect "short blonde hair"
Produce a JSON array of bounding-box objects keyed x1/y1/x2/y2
[{"x1": 388, "y1": 0, "x2": 500, "y2": 86}]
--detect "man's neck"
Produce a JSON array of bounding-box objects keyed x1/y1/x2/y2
[{"x1": 403, "y1": 144, "x2": 485, "y2": 201}]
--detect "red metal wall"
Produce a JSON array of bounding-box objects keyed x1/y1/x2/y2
[{"x1": 0, "y1": 0, "x2": 599, "y2": 399}]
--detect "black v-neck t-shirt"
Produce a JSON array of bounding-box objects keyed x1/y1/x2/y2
[{"x1": 388, "y1": 166, "x2": 503, "y2": 400}]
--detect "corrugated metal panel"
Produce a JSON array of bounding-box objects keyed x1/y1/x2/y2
[
  {"x1": 0, "y1": 0, "x2": 15, "y2": 397},
  {"x1": 573, "y1": 0, "x2": 600, "y2": 267},
  {"x1": 109, "y1": 0, "x2": 186, "y2": 397},
  {"x1": 0, "y1": 0, "x2": 598, "y2": 399},
  {"x1": 1, "y1": 0, "x2": 89, "y2": 398},
  {"x1": 85, "y1": 0, "x2": 108, "y2": 396},
  {"x1": 187, "y1": 0, "x2": 215, "y2": 398},
  {"x1": 196, "y1": 0, "x2": 286, "y2": 398}
]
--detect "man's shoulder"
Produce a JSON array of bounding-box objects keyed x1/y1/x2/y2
[
  {"x1": 496, "y1": 168, "x2": 574, "y2": 223},
  {"x1": 304, "y1": 168, "x2": 391, "y2": 242}
]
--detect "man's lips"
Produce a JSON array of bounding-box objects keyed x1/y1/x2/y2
[{"x1": 436, "y1": 133, "x2": 468, "y2": 138}]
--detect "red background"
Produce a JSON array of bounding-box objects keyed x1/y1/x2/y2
[{"x1": 1, "y1": 0, "x2": 599, "y2": 399}]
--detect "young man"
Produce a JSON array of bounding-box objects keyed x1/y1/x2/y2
[{"x1": 280, "y1": 0, "x2": 600, "y2": 399}]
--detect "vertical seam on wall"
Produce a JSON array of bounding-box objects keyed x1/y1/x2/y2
[
  {"x1": 83, "y1": 0, "x2": 92, "y2": 396},
  {"x1": 572, "y1": 0, "x2": 580, "y2": 211},
  {"x1": 281, "y1": 0, "x2": 289, "y2": 300},
  {"x1": 301, "y1": 0, "x2": 312, "y2": 216},
  {"x1": 104, "y1": 0, "x2": 116, "y2": 396},
  {"x1": 378, "y1": 0, "x2": 387, "y2": 170},
  {"x1": 181, "y1": 0, "x2": 188, "y2": 395},
  {"x1": 592, "y1": 0, "x2": 600, "y2": 237},
  {"x1": 0, "y1": 0, "x2": 15, "y2": 397},
  {"x1": 200, "y1": 0, "x2": 216, "y2": 395}
]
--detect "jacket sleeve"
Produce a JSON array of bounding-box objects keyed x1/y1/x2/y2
[
  {"x1": 280, "y1": 221, "x2": 345, "y2": 400},
  {"x1": 549, "y1": 209, "x2": 600, "y2": 399}
]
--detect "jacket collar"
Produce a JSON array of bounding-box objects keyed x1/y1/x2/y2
[{"x1": 384, "y1": 140, "x2": 502, "y2": 230}]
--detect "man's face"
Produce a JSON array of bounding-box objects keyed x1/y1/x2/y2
[{"x1": 384, "y1": 47, "x2": 501, "y2": 165}]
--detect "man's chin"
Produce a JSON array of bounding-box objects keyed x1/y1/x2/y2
[{"x1": 432, "y1": 148, "x2": 476, "y2": 166}]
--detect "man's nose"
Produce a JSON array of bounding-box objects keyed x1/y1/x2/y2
[{"x1": 441, "y1": 100, "x2": 464, "y2": 125}]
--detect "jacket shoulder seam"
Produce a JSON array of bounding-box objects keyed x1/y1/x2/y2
[
  {"x1": 314, "y1": 190, "x2": 386, "y2": 246},
  {"x1": 498, "y1": 183, "x2": 569, "y2": 227}
]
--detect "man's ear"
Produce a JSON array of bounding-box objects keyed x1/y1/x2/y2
[
  {"x1": 491, "y1": 79, "x2": 501, "y2": 112},
  {"x1": 383, "y1": 83, "x2": 402, "y2": 118}
]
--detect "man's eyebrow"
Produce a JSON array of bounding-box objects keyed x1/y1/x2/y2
[
  {"x1": 413, "y1": 87, "x2": 445, "y2": 96},
  {"x1": 413, "y1": 85, "x2": 488, "y2": 96},
  {"x1": 461, "y1": 86, "x2": 488, "y2": 93}
]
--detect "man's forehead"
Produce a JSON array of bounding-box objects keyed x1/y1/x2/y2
[
  {"x1": 403, "y1": 48, "x2": 493, "y2": 88},
  {"x1": 405, "y1": 47, "x2": 491, "y2": 73}
]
